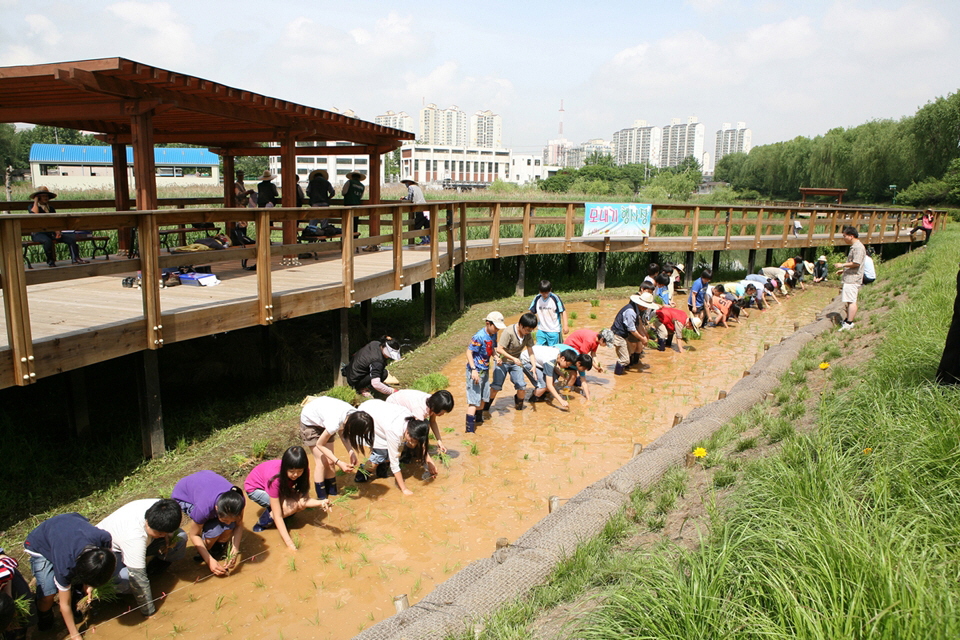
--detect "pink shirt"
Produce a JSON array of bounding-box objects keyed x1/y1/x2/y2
[
  {"x1": 386, "y1": 389, "x2": 429, "y2": 420},
  {"x1": 243, "y1": 459, "x2": 283, "y2": 499}
]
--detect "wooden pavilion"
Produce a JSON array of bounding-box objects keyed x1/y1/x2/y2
[{"x1": 799, "y1": 187, "x2": 847, "y2": 205}]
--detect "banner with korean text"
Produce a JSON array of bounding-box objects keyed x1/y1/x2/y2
[{"x1": 583, "y1": 202, "x2": 653, "y2": 237}]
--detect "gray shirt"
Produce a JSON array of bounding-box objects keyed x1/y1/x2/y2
[{"x1": 843, "y1": 240, "x2": 866, "y2": 284}]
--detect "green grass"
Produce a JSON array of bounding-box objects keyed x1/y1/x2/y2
[{"x1": 411, "y1": 373, "x2": 449, "y2": 393}]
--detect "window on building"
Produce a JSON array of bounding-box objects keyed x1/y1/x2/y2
[
  {"x1": 444, "y1": 160, "x2": 449, "y2": 170},
  {"x1": 336, "y1": 158, "x2": 353, "y2": 165},
  {"x1": 297, "y1": 168, "x2": 309, "y2": 175},
  {"x1": 336, "y1": 169, "x2": 350, "y2": 175},
  {"x1": 297, "y1": 157, "x2": 315, "y2": 163},
  {"x1": 535, "y1": 159, "x2": 540, "y2": 166},
  {"x1": 414, "y1": 160, "x2": 419, "y2": 171},
  {"x1": 354, "y1": 158, "x2": 368, "y2": 165},
  {"x1": 527, "y1": 159, "x2": 531, "y2": 166}
]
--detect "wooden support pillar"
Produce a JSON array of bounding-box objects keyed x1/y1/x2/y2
[
  {"x1": 492, "y1": 258, "x2": 502, "y2": 274},
  {"x1": 112, "y1": 142, "x2": 133, "y2": 256},
  {"x1": 136, "y1": 349, "x2": 165, "y2": 459},
  {"x1": 711, "y1": 250, "x2": 721, "y2": 275},
  {"x1": 0, "y1": 218, "x2": 35, "y2": 386},
  {"x1": 130, "y1": 111, "x2": 162, "y2": 351},
  {"x1": 280, "y1": 132, "x2": 298, "y2": 247},
  {"x1": 515, "y1": 255, "x2": 526, "y2": 297},
  {"x1": 747, "y1": 249, "x2": 757, "y2": 273},
  {"x1": 66, "y1": 369, "x2": 90, "y2": 437},
  {"x1": 259, "y1": 324, "x2": 277, "y2": 382},
  {"x1": 765, "y1": 248, "x2": 774, "y2": 267},
  {"x1": 683, "y1": 251, "x2": 695, "y2": 287},
  {"x1": 567, "y1": 253, "x2": 577, "y2": 276},
  {"x1": 647, "y1": 252, "x2": 660, "y2": 268},
  {"x1": 454, "y1": 262, "x2": 465, "y2": 312},
  {"x1": 412, "y1": 282, "x2": 421, "y2": 300},
  {"x1": 424, "y1": 278, "x2": 436, "y2": 339},
  {"x1": 336, "y1": 308, "x2": 350, "y2": 387},
  {"x1": 368, "y1": 148, "x2": 382, "y2": 236},
  {"x1": 596, "y1": 252, "x2": 607, "y2": 290},
  {"x1": 360, "y1": 299, "x2": 372, "y2": 340}
]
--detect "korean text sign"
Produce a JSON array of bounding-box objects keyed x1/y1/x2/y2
[{"x1": 583, "y1": 202, "x2": 652, "y2": 237}]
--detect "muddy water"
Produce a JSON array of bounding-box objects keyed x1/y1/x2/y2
[{"x1": 88, "y1": 289, "x2": 834, "y2": 640}]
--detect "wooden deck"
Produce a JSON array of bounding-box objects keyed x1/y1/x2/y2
[{"x1": 0, "y1": 200, "x2": 940, "y2": 392}]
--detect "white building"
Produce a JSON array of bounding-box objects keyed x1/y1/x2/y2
[
  {"x1": 469, "y1": 110, "x2": 503, "y2": 149},
  {"x1": 509, "y1": 154, "x2": 549, "y2": 185},
  {"x1": 566, "y1": 138, "x2": 613, "y2": 168},
  {"x1": 612, "y1": 121, "x2": 662, "y2": 167},
  {"x1": 543, "y1": 137, "x2": 571, "y2": 167},
  {"x1": 268, "y1": 140, "x2": 371, "y2": 188},
  {"x1": 399, "y1": 143, "x2": 511, "y2": 188},
  {"x1": 375, "y1": 110, "x2": 415, "y2": 134},
  {"x1": 660, "y1": 116, "x2": 705, "y2": 168},
  {"x1": 419, "y1": 104, "x2": 469, "y2": 146},
  {"x1": 715, "y1": 122, "x2": 752, "y2": 164}
]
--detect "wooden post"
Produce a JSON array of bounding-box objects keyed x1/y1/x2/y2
[
  {"x1": 424, "y1": 278, "x2": 436, "y2": 339},
  {"x1": 454, "y1": 262, "x2": 465, "y2": 312},
  {"x1": 548, "y1": 496, "x2": 560, "y2": 513},
  {"x1": 632, "y1": 443, "x2": 643, "y2": 458},
  {"x1": 136, "y1": 349, "x2": 165, "y2": 458},
  {"x1": 130, "y1": 111, "x2": 163, "y2": 351},
  {"x1": 521, "y1": 203, "x2": 532, "y2": 255},
  {"x1": 446, "y1": 204, "x2": 455, "y2": 272},
  {"x1": 222, "y1": 155, "x2": 236, "y2": 208},
  {"x1": 673, "y1": 413, "x2": 682, "y2": 426},
  {"x1": 429, "y1": 204, "x2": 440, "y2": 278},
  {"x1": 718, "y1": 390, "x2": 727, "y2": 399},
  {"x1": 368, "y1": 148, "x2": 382, "y2": 236},
  {"x1": 781, "y1": 210, "x2": 791, "y2": 247},
  {"x1": 491, "y1": 203, "x2": 502, "y2": 258},
  {"x1": 723, "y1": 208, "x2": 733, "y2": 249},
  {"x1": 747, "y1": 249, "x2": 757, "y2": 273},
  {"x1": 865, "y1": 211, "x2": 877, "y2": 243},
  {"x1": 753, "y1": 208, "x2": 765, "y2": 247},
  {"x1": 691, "y1": 206, "x2": 700, "y2": 250},
  {"x1": 496, "y1": 537, "x2": 510, "y2": 550},
  {"x1": 564, "y1": 203, "x2": 575, "y2": 253},
  {"x1": 342, "y1": 209, "x2": 355, "y2": 308},
  {"x1": 596, "y1": 252, "x2": 607, "y2": 290},
  {"x1": 412, "y1": 282, "x2": 421, "y2": 300},
  {"x1": 66, "y1": 369, "x2": 90, "y2": 437},
  {"x1": 806, "y1": 209, "x2": 816, "y2": 247},
  {"x1": 360, "y1": 299, "x2": 372, "y2": 340},
  {"x1": 280, "y1": 132, "x2": 298, "y2": 246},
  {"x1": 458, "y1": 202, "x2": 468, "y2": 264},
  {"x1": 683, "y1": 251, "x2": 695, "y2": 287},
  {"x1": 711, "y1": 250, "x2": 720, "y2": 275},
  {"x1": 112, "y1": 142, "x2": 133, "y2": 256},
  {"x1": 828, "y1": 210, "x2": 838, "y2": 245},
  {"x1": 0, "y1": 218, "x2": 35, "y2": 386},
  {"x1": 515, "y1": 255, "x2": 526, "y2": 297},
  {"x1": 392, "y1": 208, "x2": 403, "y2": 290},
  {"x1": 256, "y1": 209, "x2": 273, "y2": 325},
  {"x1": 393, "y1": 595, "x2": 409, "y2": 614},
  {"x1": 765, "y1": 248, "x2": 774, "y2": 267},
  {"x1": 337, "y1": 308, "x2": 350, "y2": 386}
]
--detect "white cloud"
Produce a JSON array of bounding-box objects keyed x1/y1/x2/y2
[
  {"x1": 734, "y1": 16, "x2": 817, "y2": 62},
  {"x1": 105, "y1": 1, "x2": 197, "y2": 65},
  {"x1": 24, "y1": 14, "x2": 60, "y2": 46}
]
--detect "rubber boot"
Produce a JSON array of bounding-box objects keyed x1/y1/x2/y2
[
  {"x1": 146, "y1": 557, "x2": 172, "y2": 577},
  {"x1": 37, "y1": 605, "x2": 54, "y2": 632},
  {"x1": 614, "y1": 362, "x2": 627, "y2": 375},
  {"x1": 323, "y1": 478, "x2": 338, "y2": 497},
  {"x1": 466, "y1": 414, "x2": 476, "y2": 433},
  {"x1": 253, "y1": 510, "x2": 275, "y2": 533},
  {"x1": 355, "y1": 467, "x2": 369, "y2": 483},
  {"x1": 479, "y1": 400, "x2": 491, "y2": 421},
  {"x1": 665, "y1": 336, "x2": 674, "y2": 349},
  {"x1": 375, "y1": 463, "x2": 391, "y2": 479},
  {"x1": 657, "y1": 338, "x2": 666, "y2": 352},
  {"x1": 629, "y1": 353, "x2": 641, "y2": 366},
  {"x1": 314, "y1": 481, "x2": 328, "y2": 501},
  {"x1": 514, "y1": 393, "x2": 525, "y2": 410}
]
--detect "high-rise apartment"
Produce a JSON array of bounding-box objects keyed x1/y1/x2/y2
[
  {"x1": 375, "y1": 110, "x2": 415, "y2": 134},
  {"x1": 419, "y1": 104, "x2": 468, "y2": 146},
  {"x1": 660, "y1": 116, "x2": 705, "y2": 168},
  {"x1": 715, "y1": 122, "x2": 752, "y2": 164},
  {"x1": 542, "y1": 138, "x2": 570, "y2": 167},
  {"x1": 612, "y1": 120, "x2": 662, "y2": 167},
  {"x1": 469, "y1": 110, "x2": 502, "y2": 149}
]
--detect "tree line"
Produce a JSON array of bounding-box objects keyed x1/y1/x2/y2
[
  {"x1": 715, "y1": 91, "x2": 960, "y2": 206},
  {"x1": 538, "y1": 153, "x2": 704, "y2": 201}
]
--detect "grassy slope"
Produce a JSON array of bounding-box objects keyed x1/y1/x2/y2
[{"x1": 452, "y1": 226, "x2": 960, "y2": 640}]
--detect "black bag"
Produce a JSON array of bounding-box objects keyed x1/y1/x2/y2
[
  {"x1": 230, "y1": 227, "x2": 255, "y2": 245},
  {"x1": 191, "y1": 222, "x2": 216, "y2": 229}
]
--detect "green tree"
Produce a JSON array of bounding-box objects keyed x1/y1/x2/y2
[
  {"x1": 0, "y1": 123, "x2": 17, "y2": 169},
  {"x1": 584, "y1": 151, "x2": 614, "y2": 167}
]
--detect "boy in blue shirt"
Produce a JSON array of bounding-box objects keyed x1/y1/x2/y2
[
  {"x1": 529, "y1": 280, "x2": 567, "y2": 346},
  {"x1": 688, "y1": 268, "x2": 712, "y2": 327},
  {"x1": 465, "y1": 311, "x2": 505, "y2": 433}
]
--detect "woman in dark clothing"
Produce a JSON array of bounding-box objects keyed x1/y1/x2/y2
[
  {"x1": 307, "y1": 169, "x2": 336, "y2": 208},
  {"x1": 28, "y1": 186, "x2": 84, "y2": 267},
  {"x1": 257, "y1": 170, "x2": 280, "y2": 207},
  {"x1": 344, "y1": 336, "x2": 401, "y2": 397}
]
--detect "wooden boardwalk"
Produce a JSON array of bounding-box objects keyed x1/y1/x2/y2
[{"x1": 0, "y1": 200, "x2": 939, "y2": 396}]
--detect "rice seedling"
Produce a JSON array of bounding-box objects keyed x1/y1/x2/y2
[
  {"x1": 221, "y1": 623, "x2": 232, "y2": 634},
  {"x1": 291, "y1": 532, "x2": 302, "y2": 549},
  {"x1": 171, "y1": 623, "x2": 186, "y2": 636},
  {"x1": 253, "y1": 576, "x2": 266, "y2": 589},
  {"x1": 589, "y1": 312, "x2": 597, "y2": 319},
  {"x1": 297, "y1": 592, "x2": 310, "y2": 603},
  {"x1": 320, "y1": 550, "x2": 331, "y2": 564},
  {"x1": 251, "y1": 439, "x2": 269, "y2": 459},
  {"x1": 523, "y1": 453, "x2": 529, "y2": 460},
  {"x1": 213, "y1": 595, "x2": 225, "y2": 611},
  {"x1": 569, "y1": 311, "x2": 578, "y2": 320},
  {"x1": 443, "y1": 426, "x2": 455, "y2": 433},
  {"x1": 306, "y1": 613, "x2": 320, "y2": 627},
  {"x1": 287, "y1": 557, "x2": 297, "y2": 572},
  {"x1": 337, "y1": 557, "x2": 346, "y2": 570},
  {"x1": 568, "y1": 319, "x2": 575, "y2": 327},
  {"x1": 590, "y1": 299, "x2": 600, "y2": 307},
  {"x1": 335, "y1": 598, "x2": 345, "y2": 610},
  {"x1": 462, "y1": 439, "x2": 480, "y2": 455}
]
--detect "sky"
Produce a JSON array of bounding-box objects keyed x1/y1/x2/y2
[{"x1": 1, "y1": 0, "x2": 957, "y2": 163}]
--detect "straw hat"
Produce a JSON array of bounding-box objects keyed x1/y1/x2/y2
[
  {"x1": 400, "y1": 178, "x2": 418, "y2": 186},
  {"x1": 260, "y1": 170, "x2": 276, "y2": 181},
  {"x1": 30, "y1": 186, "x2": 57, "y2": 199},
  {"x1": 630, "y1": 292, "x2": 660, "y2": 311},
  {"x1": 308, "y1": 169, "x2": 329, "y2": 181},
  {"x1": 674, "y1": 263, "x2": 685, "y2": 273},
  {"x1": 803, "y1": 261, "x2": 815, "y2": 274},
  {"x1": 817, "y1": 255, "x2": 827, "y2": 262},
  {"x1": 346, "y1": 171, "x2": 366, "y2": 181},
  {"x1": 383, "y1": 373, "x2": 400, "y2": 386},
  {"x1": 688, "y1": 316, "x2": 702, "y2": 336}
]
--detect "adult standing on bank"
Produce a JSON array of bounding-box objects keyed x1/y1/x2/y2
[
  {"x1": 342, "y1": 171, "x2": 366, "y2": 243},
  {"x1": 400, "y1": 178, "x2": 430, "y2": 246},
  {"x1": 257, "y1": 170, "x2": 280, "y2": 207},
  {"x1": 28, "y1": 186, "x2": 84, "y2": 267},
  {"x1": 835, "y1": 226, "x2": 866, "y2": 331}
]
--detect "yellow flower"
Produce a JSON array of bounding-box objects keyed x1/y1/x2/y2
[
  {"x1": 863, "y1": 448, "x2": 873, "y2": 455},
  {"x1": 693, "y1": 447, "x2": 707, "y2": 458},
  {"x1": 819, "y1": 362, "x2": 830, "y2": 370}
]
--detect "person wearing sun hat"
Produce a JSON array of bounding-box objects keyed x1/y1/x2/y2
[
  {"x1": 342, "y1": 171, "x2": 367, "y2": 244},
  {"x1": 610, "y1": 293, "x2": 659, "y2": 375},
  {"x1": 343, "y1": 335, "x2": 402, "y2": 397},
  {"x1": 256, "y1": 170, "x2": 279, "y2": 207},
  {"x1": 400, "y1": 178, "x2": 430, "y2": 246},
  {"x1": 28, "y1": 186, "x2": 86, "y2": 267},
  {"x1": 813, "y1": 255, "x2": 829, "y2": 283}
]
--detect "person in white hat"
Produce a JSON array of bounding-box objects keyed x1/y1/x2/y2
[
  {"x1": 653, "y1": 306, "x2": 700, "y2": 353},
  {"x1": 400, "y1": 178, "x2": 430, "y2": 246},
  {"x1": 610, "y1": 293, "x2": 660, "y2": 375},
  {"x1": 465, "y1": 312, "x2": 506, "y2": 433},
  {"x1": 343, "y1": 336, "x2": 402, "y2": 397},
  {"x1": 256, "y1": 170, "x2": 279, "y2": 207},
  {"x1": 813, "y1": 255, "x2": 828, "y2": 283}
]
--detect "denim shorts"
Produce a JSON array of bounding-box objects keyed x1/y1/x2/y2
[
  {"x1": 176, "y1": 500, "x2": 236, "y2": 539},
  {"x1": 492, "y1": 361, "x2": 531, "y2": 391},
  {"x1": 26, "y1": 551, "x2": 61, "y2": 596},
  {"x1": 246, "y1": 489, "x2": 271, "y2": 509},
  {"x1": 464, "y1": 367, "x2": 491, "y2": 406},
  {"x1": 368, "y1": 448, "x2": 388, "y2": 466}
]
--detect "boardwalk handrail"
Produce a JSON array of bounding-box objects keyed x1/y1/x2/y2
[{"x1": 0, "y1": 201, "x2": 946, "y2": 391}]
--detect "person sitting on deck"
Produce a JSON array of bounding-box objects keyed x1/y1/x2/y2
[
  {"x1": 257, "y1": 170, "x2": 280, "y2": 207},
  {"x1": 342, "y1": 171, "x2": 366, "y2": 245},
  {"x1": 343, "y1": 336, "x2": 402, "y2": 398},
  {"x1": 27, "y1": 186, "x2": 86, "y2": 267},
  {"x1": 234, "y1": 170, "x2": 256, "y2": 207}
]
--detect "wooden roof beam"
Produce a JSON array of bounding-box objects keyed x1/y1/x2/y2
[
  {"x1": 0, "y1": 99, "x2": 159, "y2": 123},
  {"x1": 209, "y1": 144, "x2": 383, "y2": 156}
]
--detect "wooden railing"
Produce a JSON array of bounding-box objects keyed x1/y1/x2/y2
[{"x1": 0, "y1": 201, "x2": 946, "y2": 389}]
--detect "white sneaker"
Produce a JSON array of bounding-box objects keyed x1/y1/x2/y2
[{"x1": 838, "y1": 322, "x2": 855, "y2": 332}]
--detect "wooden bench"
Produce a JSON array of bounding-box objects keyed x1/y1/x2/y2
[
  {"x1": 159, "y1": 225, "x2": 221, "y2": 252},
  {"x1": 21, "y1": 234, "x2": 111, "y2": 269}
]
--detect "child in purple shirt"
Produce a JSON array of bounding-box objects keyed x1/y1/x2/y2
[{"x1": 171, "y1": 471, "x2": 245, "y2": 576}]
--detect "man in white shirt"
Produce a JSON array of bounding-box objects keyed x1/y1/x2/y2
[{"x1": 401, "y1": 178, "x2": 430, "y2": 245}]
